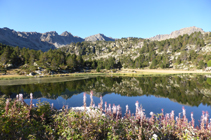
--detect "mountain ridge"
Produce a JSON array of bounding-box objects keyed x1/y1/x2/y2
[
  {"x1": 0, "y1": 27, "x2": 115, "y2": 51},
  {"x1": 0, "y1": 26, "x2": 207, "y2": 51},
  {"x1": 149, "y1": 26, "x2": 205, "y2": 41}
]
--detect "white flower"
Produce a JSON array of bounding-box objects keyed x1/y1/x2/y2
[{"x1": 152, "y1": 134, "x2": 158, "y2": 140}]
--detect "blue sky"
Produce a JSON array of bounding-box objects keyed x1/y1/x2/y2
[{"x1": 0, "y1": 0, "x2": 210, "y2": 38}]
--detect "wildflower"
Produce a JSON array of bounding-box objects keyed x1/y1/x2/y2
[
  {"x1": 138, "y1": 105, "x2": 145, "y2": 120},
  {"x1": 51, "y1": 103, "x2": 54, "y2": 109},
  {"x1": 100, "y1": 96, "x2": 103, "y2": 112},
  {"x1": 112, "y1": 104, "x2": 116, "y2": 114},
  {"x1": 191, "y1": 112, "x2": 194, "y2": 128},
  {"x1": 98, "y1": 103, "x2": 101, "y2": 109},
  {"x1": 166, "y1": 113, "x2": 169, "y2": 120},
  {"x1": 170, "y1": 110, "x2": 174, "y2": 120},
  {"x1": 104, "y1": 102, "x2": 107, "y2": 113},
  {"x1": 19, "y1": 93, "x2": 23, "y2": 103},
  {"x1": 135, "y1": 101, "x2": 139, "y2": 110},
  {"x1": 30, "y1": 93, "x2": 33, "y2": 100},
  {"x1": 83, "y1": 92, "x2": 86, "y2": 110},
  {"x1": 149, "y1": 112, "x2": 154, "y2": 124},
  {"x1": 90, "y1": 90, "x2": 93, "y2": 107},
  {"x1": 151, "y1": 134, "x2": 158, "y2": 140},
  {"x1": 30, "y1": 93, "x2": 33, "y2": 107},
  {"x1": 126, "y1": 105, "x2": 128, "y2": 115},
  {"x1": 205, "y1": 111, "x2": 209, "y2": 125},
  {"x1": 176, "y1": 116, "x2": 178, "y2": 121},
  {"x1": 201, "y1": 111, "x2": 205, "y2": 130},
  {"x1": 116, "y1": 105, "x2": 120, "y2": 119},
  {"x1": 182, "y1": 106, "x2": 186, "y2": 116},
  {"x1": 135, "y1": 101, "x2": 139, "y2": 118},
  {"x1": 100, "y1": 96, "x2": 103, "y2": 106},
  {"x1": 5, "y1": 99, "x2": 9, "y2": 114}
]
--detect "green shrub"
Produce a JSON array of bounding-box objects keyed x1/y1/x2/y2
[
  {"x1": 96, "y1": 66, "x2": 100, "y2": 72},
  {"x1": 207, "y1": 60, "x2": 211, "y2": 67},
  {"x1": 0, "y1": 96, "x2": 56, "y2": 139}
]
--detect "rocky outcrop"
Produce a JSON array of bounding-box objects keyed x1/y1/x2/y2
[
  {"x1": 149, "y1": 26, "x2": 205, "y2": 41},
  {"x1": 85, "y1": 33, "x2": 115, "y2": 42}
]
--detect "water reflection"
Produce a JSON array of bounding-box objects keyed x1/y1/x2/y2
[
  {"x1": 1, "y1": 75, "x2": 211, "y2": 125},
  {"x1": 1, "y1": 75, "x2": 211, "y2": 107}
]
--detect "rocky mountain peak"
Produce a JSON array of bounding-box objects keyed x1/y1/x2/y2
[
  {"x1": 85, "y1": 33, "x2": 115, "y2": 42},
  {"x1": 61, "y1": 31, "x2": 72, "y2": 36}
]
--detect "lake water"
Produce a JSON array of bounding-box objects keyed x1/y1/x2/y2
[{"x1": 0, "y1": 75, "x2": 211, "y2": 125}]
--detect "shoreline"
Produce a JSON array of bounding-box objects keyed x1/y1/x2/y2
[{"x1": 0, "y1": 69, "x2": 211, "y2": 80}]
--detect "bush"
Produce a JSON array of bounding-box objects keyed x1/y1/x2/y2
[
  {"x1": 0, "y1": 95, "x2": 56, "y2": 139},
  {"x1": 96, "y1": 66, "x2": 100, "y2": 72},
  {"x1": 207, "y1": 60, "x2": 211, "y2": 67}
]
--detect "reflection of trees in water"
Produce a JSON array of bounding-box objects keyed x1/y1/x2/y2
[{"x1": 1, "y1": 75, "x2": 211, "y2": 106}]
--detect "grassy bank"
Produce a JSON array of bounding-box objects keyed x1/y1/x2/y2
[{"x1": 1, "y1": 68, "x2": 211, "y2": 80}]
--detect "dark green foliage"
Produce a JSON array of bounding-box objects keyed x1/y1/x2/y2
[
  {"x1": 96, "y1": 66, "x2": 100, "y2": 72},
  {"x1": 198, "y1": 60, "x2": 205, "y2": 69},
  {"x1": 150, "y1": 59, "x2": 157, "y2": 69},
  {"x1": 0, "y1": 97, "x2": 56, "y2": 139}
]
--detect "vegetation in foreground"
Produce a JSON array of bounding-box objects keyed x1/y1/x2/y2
[{"x1": 0, "y1": 92, "x2": 211, "y2": 139}]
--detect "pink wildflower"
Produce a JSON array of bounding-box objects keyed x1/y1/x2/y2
[
  {"x1": 19, "y1": 93, "x2": 23, "y2": 103},
  {"x1": 51, "y1": 103, "x2": 54, "y2": 109},
  {"x1": 104, "y1": 102, "x2": 107, "y2": 113},
  {"x1": 182, "y1": 106, "x2": 186, "y2": 116},
  {"x1": 100, "y1": 96, "x2": 103, "y2": 112},
  {"x1": 108, "y1": 104, "x2": 111, "y2": 115},
  {"x1": 170, "y1": 110, "x2": 174, "y2": 120},
  {"x1": 5, "y1": 99, "x2": 9, "y2": 114},
  {"x1": 201, "y1": 111, "x2": 205, "y2": 130},
  {"x1": 135, "y1": 101, "x2": 139, "y2": 118},
  {"x1": 90, "y1": 91, "x2": 93, "y2": 107},
  {"x1": 126, "y1": 105, "x2": 128, "y2": 115},
  {"x1": 83, "y1": 92, "x2": 86, "y2": 110},
  {"x1": 30, "y1": 93, "x2": 33, "y2": 100},
  {"x1": 191, "y1": 112, "x2": 194, "y2": 128},
  {"x1": 112, "y1": 104, "x2": 116, "y2": 114}
]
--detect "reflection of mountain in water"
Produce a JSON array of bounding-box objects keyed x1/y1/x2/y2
[{"x1": 1, "y1": 75, "x2": 211, "y2": 107}]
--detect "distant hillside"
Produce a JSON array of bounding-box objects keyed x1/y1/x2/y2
[
  {"x1": 149, "y1": 26, "x2": 205, "y2": 41},
  {"x1": 0, "y1": 28, "x2": 114, "y2": 51}
]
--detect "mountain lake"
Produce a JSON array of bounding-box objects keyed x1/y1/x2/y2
[{"x1": 0, "y1": 74, "x2": 211, "y2": 126}]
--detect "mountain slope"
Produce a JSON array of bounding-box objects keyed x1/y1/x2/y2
[
  {"x1": 149, "y1": 26, "x2": 205, "y2": 41},
  {"x1": 85, "y1": 33, "x2": 115, "y2": 41},
  {"x1": 0, "y1": 28, "x2": 116, "y2": 51},
  {"x1": 0, "y1": 28, "x2": 85, "y2": 51}
]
